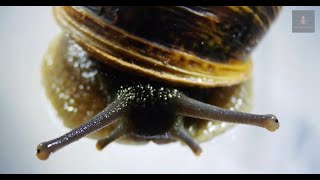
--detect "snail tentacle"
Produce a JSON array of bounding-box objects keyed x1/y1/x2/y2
[
  {"x1": 173, "y1": 94, "x2": 279, "y2": 132},
  {"x1": 36, "y1": 96, "x2": 130, "y2": 160},
  {"x1": 96, "y1": 123, "x2": 127, "y2": 151},
  {"x1": 171, "y1": 117, "x2": 202, "y2": 156}
]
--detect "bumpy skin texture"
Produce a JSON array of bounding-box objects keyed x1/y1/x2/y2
[{"x1": 42, "y1": 34, "x2": 253, "y2": 144}]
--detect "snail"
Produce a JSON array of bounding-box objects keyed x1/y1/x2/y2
[{"x1": 37, "y1": 6, "x2": 281, "y2": 160}]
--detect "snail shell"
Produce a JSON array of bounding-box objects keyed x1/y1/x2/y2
[
  {"x1": 37, "y1": 6, "x2": 281, "y2": 160},
  {"x1": 53, "y1": 6, "x2": 281, "y2": 87}
]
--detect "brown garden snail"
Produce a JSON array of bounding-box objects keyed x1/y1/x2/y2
[{"x1": 37, "y1": 6, "x2": 281, "y2": 160}]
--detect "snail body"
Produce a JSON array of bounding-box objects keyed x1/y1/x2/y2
[{"x1": 37, "y1": 6, "x2": 281, "y2": 160}]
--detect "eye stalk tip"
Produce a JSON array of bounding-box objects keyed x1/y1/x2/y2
[
  {"x1": 264, "y1": 114, "x2": 280, "y2": 132},
  {"x1": 96, "y1": 142, "x2": 104, "y2": 151},
  {"x1": 194, "y1": 148, "x2": 203, "y2": 156},
  {"x1": 36, "y1": 143, "x2": 50, "y2": 161}
]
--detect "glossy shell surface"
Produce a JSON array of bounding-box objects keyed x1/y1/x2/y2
[{"x1": 53, "y1": 6, "x2": 281, "y2": 87}]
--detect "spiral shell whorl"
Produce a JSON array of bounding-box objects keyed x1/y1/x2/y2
[
  {"x1": 84, "y1": 6, "x2": 281, "y2": 62},
  {"x1": 53, "y1": 6, "x2": 281, "y2": 87}
]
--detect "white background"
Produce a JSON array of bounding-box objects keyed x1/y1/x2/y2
[{"x1": 0, "y1": 6, "x2": 319, "y2": 173}]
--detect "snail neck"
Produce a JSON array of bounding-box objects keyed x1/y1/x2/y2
[{"x1": 115, "y1": 82, "x2": 181, "y2": 142}]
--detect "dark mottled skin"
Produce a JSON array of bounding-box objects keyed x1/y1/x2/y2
[{"x1": 95, "y1": 59, "x2": 206, "y2": 140}]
